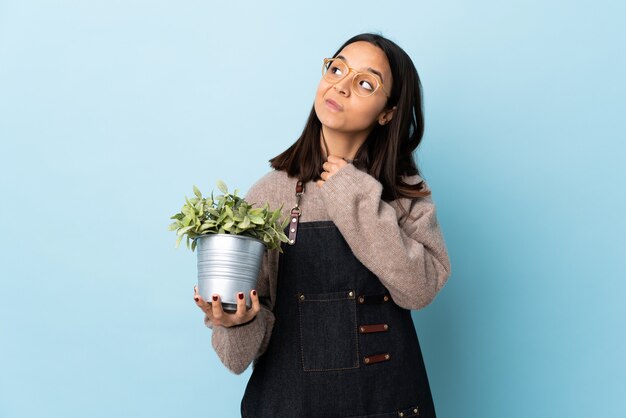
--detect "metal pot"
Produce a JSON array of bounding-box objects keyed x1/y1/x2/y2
[{"x1": 195, "y1": 234, "x2": 265, "y2": 313}]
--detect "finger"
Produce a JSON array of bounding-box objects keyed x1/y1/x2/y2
[
  {"x1": 211, "y1": 294, "x2": 224, "y2": 323},
  {"x1": 316, "y1": 179, "x2": 324, "y2": 188},
  {"x1": 235, "y1": 291, "x2": 247, "y2": 322},
  {"x1": 194, "y1": 294, "x2": 213, "y2": 318},
  {"x1": 193, "y1": 285, "x2": 202, "y2": 303},
  {"x1": 320, "y1": 171, "x2": 328, "y2": 181},
  {"x1": 250, "y1": 289, "x2": 261, "y2": 316},
  {"x1": 327, "y1": 155, "x2": 343, "y2": 164},
  {"x1": 194, "y1": 293, "x2": 207, "y2": 308}
]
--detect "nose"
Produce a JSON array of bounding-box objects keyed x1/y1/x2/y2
[{"x1": 333, "y1": 75, "x2": 351, "y2": 97}]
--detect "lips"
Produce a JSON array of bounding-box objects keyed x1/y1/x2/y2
[{"x1": 325, "y1": 98, "x2": 343, "y2": 111}]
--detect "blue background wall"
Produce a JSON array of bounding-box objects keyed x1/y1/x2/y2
[{"x1": 1, "y1": 1, "x2": 624, "y2": 417}]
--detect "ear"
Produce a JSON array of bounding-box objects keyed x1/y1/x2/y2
[{"x1": 378, "y1": 106, "x2": 397, "y2": 126}]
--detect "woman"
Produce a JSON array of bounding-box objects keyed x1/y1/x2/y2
[{"x1": 194, "y1": 33, "x2": 451, "y2": 417}]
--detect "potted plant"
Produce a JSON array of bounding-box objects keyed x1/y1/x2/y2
[{"x1": 169, "y1": 181, "x2": 289, "y2": 312}]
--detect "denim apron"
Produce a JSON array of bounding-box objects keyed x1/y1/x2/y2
[{"x1": 241, "y1": 218, "x2": 437, "y2": 417}]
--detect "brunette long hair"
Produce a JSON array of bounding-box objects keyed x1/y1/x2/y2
[{"x1": 270, "y1": 33, "x2": 430, "y2": 201}]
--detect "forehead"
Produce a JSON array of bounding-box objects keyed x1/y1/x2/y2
[{"x1": 336, "y1": 41, "x2": 391, "y2": 82}]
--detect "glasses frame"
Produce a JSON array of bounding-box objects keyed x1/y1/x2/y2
[{"x1": 322, "y1": 58, "x2": 390, "y2": 98}]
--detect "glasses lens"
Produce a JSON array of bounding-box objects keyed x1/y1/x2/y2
[
  {"x1": 352, "y1": 73, "x2": 379, "y2": 97},
  {"x1": 323, "y1": 59, "x2": 348, "y2": 83}
]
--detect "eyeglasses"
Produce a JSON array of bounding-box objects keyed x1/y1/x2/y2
[{"x1": 322, "y1": 58, "x2": 390, "y2": 98}]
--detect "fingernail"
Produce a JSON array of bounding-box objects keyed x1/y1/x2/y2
[
  {"x1": 252, "y1": 290, "x2": 257, "y2": 296},
  {"x1": 212, "y1": 295, "x2": 218, "y2": 301},
  {"x1": 238, "y1": 292, "x2": 244, "y2": 300}
]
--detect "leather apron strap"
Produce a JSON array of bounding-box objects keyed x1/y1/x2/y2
[{"x1": 288, "y1": 180, "x2": 304, "y2": 245}]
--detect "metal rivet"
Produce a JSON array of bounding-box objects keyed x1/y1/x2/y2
[
  {"x1": 358, "y1": 296, "x2": 364, "y2": 303},
  {"x1": 359, "y1": 327, "x2": 365, "y2": 332},
  {"x1": 384, "y1": 324, "x2": 389, "y2": 330},
  {"x1": 291, "y1": 218, "x2": 297, "y2": 223},
  {"x1": 413, "y1": 408, "x2": 418, "y2": 413},
  {"x1": 385, "y1": 354, "x2": 390, "y2": 360},
  {"x1": 289, "y1": 239, "x2": 294, "y2": 244},
  {"x1": 364, "y1": 358, "x2": 370, "y2": 364},
  {"x1": 299, "y1": 294, "x2": 305, "y2": 301},
  {"x1": 398, "y1": 413, "x2": 404, "y2": 417},
  {"x1": 348, "y1": 291, "x2": 354, "y2": 297},
  {"x1": 290, "y1": 228, "x2": 295, "y2": 232},
  {"x1": 383, "y1": 295, "x2": 389, "y2": 302}
]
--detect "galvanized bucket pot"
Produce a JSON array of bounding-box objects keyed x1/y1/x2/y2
[{"x1": 195, "y1": 234, "x2": 265, "y2": 313}]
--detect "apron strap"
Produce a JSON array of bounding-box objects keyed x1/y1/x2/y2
[{"x1": 288, "y1": 180, "x2": 304, "y2": 245}]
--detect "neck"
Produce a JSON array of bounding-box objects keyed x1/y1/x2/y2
[{"x1": 320, "y1": 126, "x2": 368, "y2": 161}]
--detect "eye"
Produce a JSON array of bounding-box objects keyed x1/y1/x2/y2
[
  {"x1": 330, "y1": 65, "x2": 343, "y2": 76},
  {"x1": 359, "y1": 79, "x2": 374, "y2": 91}
]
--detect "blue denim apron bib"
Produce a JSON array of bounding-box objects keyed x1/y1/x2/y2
[{"x1": 241, "y1": 219, "x2": 437, "y2": 418}]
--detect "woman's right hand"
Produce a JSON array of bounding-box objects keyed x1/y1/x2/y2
[{"x1": 194, "y1": 286, "x2": 261, "y2": 328}]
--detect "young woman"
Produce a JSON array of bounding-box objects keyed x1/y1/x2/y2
[{"x1": 194, "y1": 33, "x2": 451, "y2": 418}]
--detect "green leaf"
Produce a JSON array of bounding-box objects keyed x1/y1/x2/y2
[
  {"x1": 239, "y1": 216, "x2": 250, "y2": 229},
  {"x1": 177, "y1": 225, "x2": 194, "y2": 236},
  {"x1": 193, "y1": 185, "x2": 202, "y2": 198},
  {"x1": 249, "y1": 208, "x2": 263, "y2": 217},
  {"x1": 216, "y1": 180, "x2": 228, "y2": 194},
  {"x1": 249, "y1": 215, "x2": 264, "y2": 225},
  {"x1": 195, "y1": 200, "x2": 203, "y2": 214}
]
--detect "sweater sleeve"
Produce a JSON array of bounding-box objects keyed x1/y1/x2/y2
[
  {"x1": 319, "y1": 164, "x2": 451, "y2": 310},
  {"x1": 203, "y1": 247, "x2": 276, "y2": 375}
]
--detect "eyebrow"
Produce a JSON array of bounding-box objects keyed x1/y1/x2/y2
[{"x1": 336, "y1": 55, "x2": 385, "y2": 83}]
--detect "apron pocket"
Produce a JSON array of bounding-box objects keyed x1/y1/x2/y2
[{"x1": 298, "y1": 290, "x2": 359, "y2": 371}]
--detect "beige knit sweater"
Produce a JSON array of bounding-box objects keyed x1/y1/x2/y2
[{"x1": 204, "y1": 163, "x2": 451, "y2": 374}]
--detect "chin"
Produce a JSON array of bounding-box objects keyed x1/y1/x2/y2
[
  {"x1": 314, "y1": 106, "x2": 339, "y2": 129},
  {"x1": 319, "y1": 118, "x2": 345, "y2": 132}
]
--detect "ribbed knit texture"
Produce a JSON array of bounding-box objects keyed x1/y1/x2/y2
[{"x1": 204, "y1": 163, "x2": 451, "y2": 374}]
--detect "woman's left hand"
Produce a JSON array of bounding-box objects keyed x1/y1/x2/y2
[{"x1": 317, "y1": 155, "x2": 349, "y2": 187}]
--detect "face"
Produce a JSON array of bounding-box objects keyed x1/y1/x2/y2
[{"x1": 314, "y1": 41, "x2": 395, "y2": 136}]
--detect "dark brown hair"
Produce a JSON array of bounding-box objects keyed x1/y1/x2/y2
[{"x1": 270, "y1": 33, "x2": 430, "y2": 201}]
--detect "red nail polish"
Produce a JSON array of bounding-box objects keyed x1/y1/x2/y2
[
  {"x1": 212, "y1": 295, "x2": 218, "y2": 301},
  {"x1": 238, "y1": 292, "x2": 244, "y2": 300},
  {"x1": 252, "y1": 290, "x2": 257, "y2": 296},
  {"x1": 194, "y1": 297, "x2": 199, "y2": 302}
]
